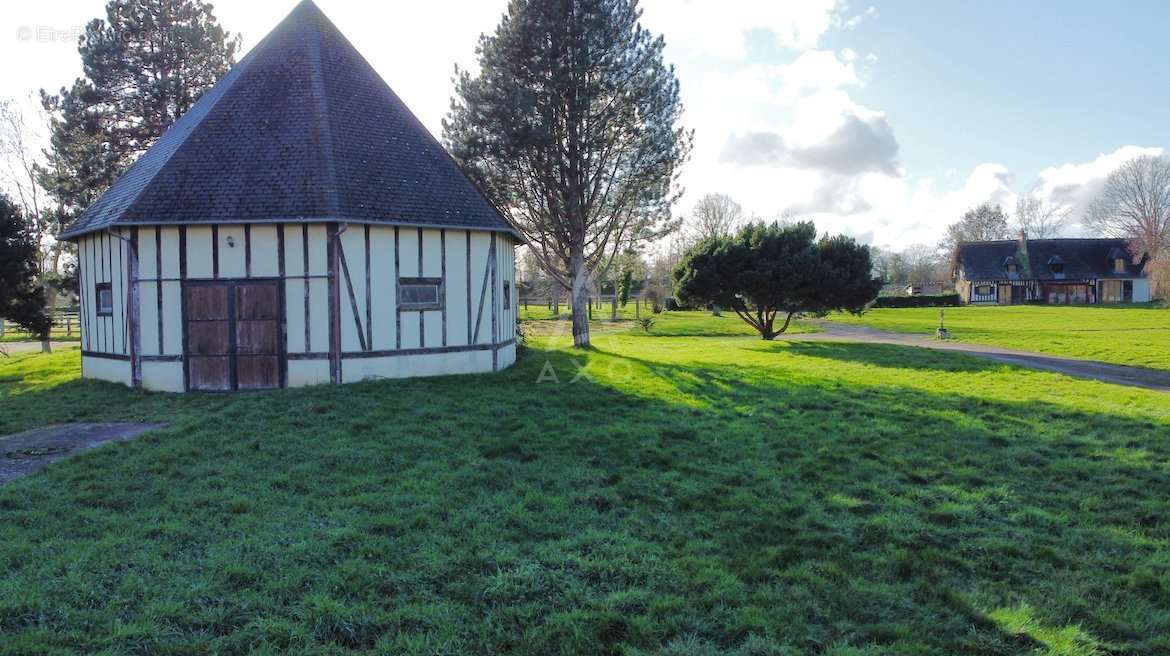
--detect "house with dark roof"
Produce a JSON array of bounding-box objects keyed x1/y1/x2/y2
[
  {"x1": 61, "y1": 0, "x2": 520, "y2": 392},
  {"x1": 954, "y1": 233, "x2": 1151, "y2": 305}
]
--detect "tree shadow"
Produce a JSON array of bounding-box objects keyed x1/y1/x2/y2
[
  {"x1": 770, "y1": 340, "x2": 1008, "y2": 373},
  {"x1": 1, "y1": 344, "x2": 1167, "y2": 653}
]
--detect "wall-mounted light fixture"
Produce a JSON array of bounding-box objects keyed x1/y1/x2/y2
[{"x1": 226, "y1": 235, "x2": 236, "y2": 248}]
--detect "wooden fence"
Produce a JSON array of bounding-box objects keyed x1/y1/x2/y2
[{"x1": 0, "y1": 311, "x2": 82, "y2": 340}]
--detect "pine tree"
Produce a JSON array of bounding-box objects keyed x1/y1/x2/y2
[
  {"x1": 0, "y1": 194, "x2": 50, "y2": 342},
  {"x1": 39, "y1": 0, "x2": 239, "y2": 221},
  {"x1": 618, "y1": 269, "x2": 633, "y2": 308},
  {"x1": 444, "y1": 0, "x2": 692, "y2": 348}
]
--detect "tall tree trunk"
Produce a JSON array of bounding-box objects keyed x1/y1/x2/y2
[
  {"x1": 570, "y1": 252, "x2": 590, "y2": 348},
  {"x1": 40, "y1": 257, "x2": 55, "y2": 354}
]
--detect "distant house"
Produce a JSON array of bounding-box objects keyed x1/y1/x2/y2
[
  {"x1": 904, "y1": 282, "x2": 945, "y2": 296},
  {"x1": 954, "y1": 234, "x2": 1150, "y2": 305},
  {"x1": 59, "y1": 0, "x2": 520, "y2": 392}
]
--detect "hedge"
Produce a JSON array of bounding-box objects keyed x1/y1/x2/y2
[{"x1": 872, "y1": 293, "x2": 961, "y2": 308}]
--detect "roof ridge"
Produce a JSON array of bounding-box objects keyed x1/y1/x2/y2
[{"x1": 306, "y1": 15, "x2": 341, "y2": 217}]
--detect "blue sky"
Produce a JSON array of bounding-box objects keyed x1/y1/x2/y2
[
  {"x1": 826, "y1": 0, "x2": 1170, "y2": 183},
  {"x1": 2, "y1": 0, "x2": 1167, "y2": 249}
]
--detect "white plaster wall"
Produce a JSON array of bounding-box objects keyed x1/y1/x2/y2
[
  {"x1": 468, "y1": 231, "x2": 491, "y2": 344},
  {"x1": 1133, "y1": 278, "x2": 1152, "y2": 303},
  {"x1": 186, "y1": 226, "x2": 214, "y2": 278},
  {"x1": 78, "y1": 231, "x2": 130, "y2": 356},
  {"x1": 81, "y1": 356, "x2": 131, "y2": 386},
  {"x1": 339, "y1": 227, "x2": 368, "y2": 353},
  {"x1": 445, "y1": 230, "x2": 470, "y2": 347},
  {"x1": 218, "y1": 225, "x2": 247, "y2": 278},
  {"x1": 339, "y1": 349, "x2": 495, "y2": 384},
  {"x1": 369, "y1": 226, "x2": 396, "y2": 350},
  {"x1": 289, "y1": 359, "x2": 331, "y2": 387},
  {"x1": 251, "y1": 225, "x2": 281, "y2": 277},
  {"x1": 141, "y1": 361, "x2": 184, "y2": 393}
]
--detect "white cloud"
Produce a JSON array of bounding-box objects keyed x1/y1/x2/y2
[
  {"x1": 640, "y1": 0, "x2": 842, "y2": 58},
  {"x1": 1032, "y1": 145, "x2": 1166, "y2": 231}
]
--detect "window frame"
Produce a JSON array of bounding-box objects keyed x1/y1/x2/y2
[
  {"x1": 397, "y1": 277, "x2": 444, "y2": 311},
  {"x1": 1115, "y1": 258, "x2": 1128, "y2": 274},
  {"x1": 95, "y1": 282, "x2": 114, "y2": 317},
  {"x1": 503, "y1": 280, "x2": 511, "y2": 310},
  {"x1": 974, "y1": 284, "x2": 994, "y2": 296}
]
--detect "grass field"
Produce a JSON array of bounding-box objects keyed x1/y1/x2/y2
[
  {"x1": 827, "y1": 304, "x2": 1170, "y2": 370},
  {"x1": 2, "y1": 311, "x2": 1169, "y2": 654}
]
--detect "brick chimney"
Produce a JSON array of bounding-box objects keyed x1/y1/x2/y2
[{"x1": 1015, "y1": 230, "x2": 1031, "y2": 278}]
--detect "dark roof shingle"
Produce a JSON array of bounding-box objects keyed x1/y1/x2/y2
[
  {"x1": 62, "y1": 0, "x2": 515, "y2": 240},
  {"x1": 958, "y1": 238, "x2": 1146, "y2": 281}
]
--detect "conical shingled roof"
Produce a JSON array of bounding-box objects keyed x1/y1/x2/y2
[{"x1": 62, "y1": 0, "x2": 515, "y2": 240}]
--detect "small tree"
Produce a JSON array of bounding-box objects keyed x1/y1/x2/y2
[
  {"x1": 1014, "y1": 193, "x2": 1069, "y2": 239},
  {"x1": 673, "y1": 221, "x2": 881, "y2": 340},
  {"x1": 688, "y1": 193, "x2": 743, "y2": 243},
  {"x1": 1086, "y1": 154, "x2": 1170, "y2": 300},
  {"x1": 618, "y1": 269, "x2": 633, "y2": 308},
  {"x1": 0, "y1": 195, "x2": 50, "y2": 342}
]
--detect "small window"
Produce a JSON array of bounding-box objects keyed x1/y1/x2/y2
[
  {"x1": 95, "y1": 283, "x2": 113, "y2": 316},
  {"x1": 1050, "y1": 263, "x2": 1064, "y2": 275},
  {"x1": 975, "y1": 284, "x2": 993, "y2": 296},
  {"x1": 1115, "y1": 258, "x2": 1128, "y2": 274},
  {"x1": 503, "y1": 281, "x2": 511, "y2": 309},
  {"x1": 399, "y1": 277, "x2": 442, "y2": 311}
]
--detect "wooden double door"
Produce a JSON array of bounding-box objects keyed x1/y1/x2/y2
[{"x1": 184, "y1": 279, "x2": 284, "y2": 391}]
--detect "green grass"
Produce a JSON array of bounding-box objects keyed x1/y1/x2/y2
[
  {"x1": 519, "y1": 308, "x2": 817, "y2": 338},
  {"x1": 2, "y1": 313, "x2": 1169, "y2": 655},
  {"x1": 828, "y1": 304, "x2": 1170, "y2": 370}
]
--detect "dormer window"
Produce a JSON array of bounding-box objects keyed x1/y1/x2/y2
[
  {"x1": 1114, "y1": 258, "x2": 1127, "y2": 274},
  {"x1": 1048, "y1": 255, "x2": 1064, "y2": 276}
]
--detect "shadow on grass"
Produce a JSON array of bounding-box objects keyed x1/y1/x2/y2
[
  {"x1": 0, "y1": 344, "x2": 1168, "y2": 654},
  {"x1": 772, "y1": 340, "x2": 1008, "y2": 373}
]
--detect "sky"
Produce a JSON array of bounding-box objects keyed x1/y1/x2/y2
[{"x1": 2, "y1": 0, "x2": 1168, "y2": 250}]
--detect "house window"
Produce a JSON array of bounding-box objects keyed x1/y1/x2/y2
[
  {"x1": 975, "y1": 284, "x2": 993, "y2": 296},
  {"x1": 398, "y1": 277, "x2": 442, "y2": 311},
  {"x1": 503, "y1": 280, "x2": 511, "y2": 309},
  {"x1": 95, "y1": 283, "x2": 113, "y2": 316},
  {"x1": 1115, "y1": 258, "x2": 1128, "y2": 274},
  {"x1": 1123, "y1": 280, "x2": 1134, "y2": 302}
]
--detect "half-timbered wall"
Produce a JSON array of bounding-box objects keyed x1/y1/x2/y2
[
  {"x1": 76, "y1": 223, "x2": 517, "y2": 391},
  {"x1": 77, "y1": 230, "x2": 132, "y2": 386}
]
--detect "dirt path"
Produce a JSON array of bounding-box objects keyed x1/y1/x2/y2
[
  {"x1": 788, "y1": 322, "x2": 1170, "y2": 392},
  {"x1": 1, "y1": 423, "x2": 164, "y2": 485}
]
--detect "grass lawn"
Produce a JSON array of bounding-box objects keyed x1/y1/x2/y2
[
  {"x1": 827, "y1": 304, "x2": 1170, "y2": 370},
  {"x1": 518, "y1": 308, "x2": 817, "y2": 338},
  {"x1": 2, "y1": 312, "x2": 1169, "y2": 654}
]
